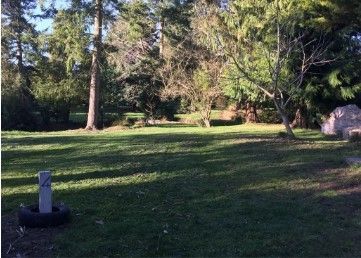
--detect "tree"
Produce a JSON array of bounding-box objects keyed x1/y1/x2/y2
[
  {"x1": 159, "y1": 2, "x2": 225, "y2": 127},
  {"x1": 85, "y1": 0, "x2": 103, "y2": 130},
  {"x1": 106, "y1": 0, "x2": 161, "y2": 120},
  {"x1": 1, "y1": 0, "x2": 37, "y2": 92},
  {"x1": 1, "y1": 0, "x2": 39, "y2": 129},
  {"x1": 107, "y1": 0, "x2": 191, "y2": 121},
  {"x1": 31, "y1": 10, "x2": 90, "y2": 125},
  {"x1": 214, "y1": 0, "x2": 331, "y2": 138},
  {"x1": 161, "y1": 48, "x2": 224, "y2": 127},
  {"x1": 289, "y1": 0, "x2": 361, "y2": 128},
  {"x1": 66, "y1": 0, "x2": 119, "y2": 130}
]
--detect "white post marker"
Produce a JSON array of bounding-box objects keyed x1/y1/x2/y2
[{"x1": 38, "y1": 171, "x2": 52, "y2": 213}]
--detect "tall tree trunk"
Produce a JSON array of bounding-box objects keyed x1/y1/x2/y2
[
  {"x1": 16, "y1": 35, "x2": 26, "y2": 93},
  {"x1": 15, "y1": 33, "x2": 33, "y2": 109},
  {"x1": 245, "y1": 101, "x2": 259, "y2": 123},
  {"x1": 16, "y1": 35, "x2": 24, "y2": 78},
  {"x1": 273, "y1": 99, "x2": 295, "y2": 139},
  {"x1": 159, "y1": 10, "x2": 165, "y2": 57},
  {"x1": 86, "y1": 0, "x2": 103, "y2": 130}
]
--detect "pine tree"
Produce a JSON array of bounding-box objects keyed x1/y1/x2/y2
[{"x1": 1, "y1": 0, "x2": 38, "y2": 102}]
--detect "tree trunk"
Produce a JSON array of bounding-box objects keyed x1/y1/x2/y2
[
  {"x1": 16, "y1": 35, "x2": 24, "y2": 79},
  {"x1": 159, "y1": 15, "x2": 165, "y2": 57},
  {"x1": 201, "y1": 105, "x2": 212, "y2": 128},
  {"x1": 15, "y1": 34, "x2": 30, "y2": 102},
  {"x1": 85, "y1": 0, "x2": 103, "y2": 130},
  {"x1": 291, "y1": 106, "x2": 308, "y2": 129},
  {"x1": 273, "y1": 99, "x2": 295, "y2": 139},
  {"x1": 245, "y1": 101, "x2": 259, "y2": 123},
  {"x1": 203, "y1": 119, "x2": 211, "y2": 128}
]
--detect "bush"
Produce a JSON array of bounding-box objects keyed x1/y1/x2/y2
[
  {"x1": 1, "y1": 88, "x2": 37, "y2": 131},
  {"x1": 258, "y1": 108, "x2": 282, "y2": 123},
  {"x1": 154, "y1": 98, "x2": 180, "y2": 121}
]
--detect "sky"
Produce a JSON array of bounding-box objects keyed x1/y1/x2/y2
[{"x1": 32, "y1": 0, "x2": 69, "y2": 32}]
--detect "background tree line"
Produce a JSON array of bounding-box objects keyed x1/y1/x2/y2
[{"x1": 2, "y1": 0, "x2": 361, "y2": 137}]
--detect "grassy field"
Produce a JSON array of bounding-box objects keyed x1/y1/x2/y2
[{"x1": 2, "y1": 124, "x2": 361, "y2": 257}]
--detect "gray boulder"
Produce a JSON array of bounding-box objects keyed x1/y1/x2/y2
[{"x1": 321, "y1": 104, "x2": 361, "y2": 139}]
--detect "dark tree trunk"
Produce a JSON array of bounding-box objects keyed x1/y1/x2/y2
[
  {"x1": 15, "y1": 34, "x2": 30, "y2": 100},
  {"x1": 41, "y1": 108, "x2": 51, "y2": 126},
  {"x1": 86, "y1": 0, "x2": 103, "y2": 130},
  {"x1": 61, "y1": 108, "x2": 71, "y2": 123},
  {"x1": 245, "y1": 101, "x2": 259, "y2": 123}
]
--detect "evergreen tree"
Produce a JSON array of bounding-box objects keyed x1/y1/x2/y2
[
  {"x1": 32, "y1": 9, "x2": 90, "y2": 125},
  {"x1": 1, "y1": 0, "x2": 39, "y2": 129}
]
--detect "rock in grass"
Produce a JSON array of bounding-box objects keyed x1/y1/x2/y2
[{"x1": 321, "y1": 104, "x2": 361, "y2": 139}]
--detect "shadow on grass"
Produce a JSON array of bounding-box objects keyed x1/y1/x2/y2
[
  {"x1": 2, "y1": 132, "x2": 354, "y2": 188},
  {"x1": 210, "y1": 119, "x2": 242, "y2": 127},
  {"x1": 146, "y1": 123, "x2": 199, "y2": 128},
  {"x1": 2, "y1": 128, "x2": 361, "y2": 256},
  {"x1": 3, "y1": 169, "x2": 361, "y2": 257}
]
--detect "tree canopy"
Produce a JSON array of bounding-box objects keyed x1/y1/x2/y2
[{"x1": 1, "y1": 0, "x2": 360, "y2": 133}]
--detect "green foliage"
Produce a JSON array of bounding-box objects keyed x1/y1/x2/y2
[
  {"x1": 49, "y1": 10, "x2": 89, "y2": 74},
  {"x1": 221, "y1": 63, "x2": 265, "y2": 108},
  {"x1": 291, "y1": 0, "x2": 361, "y2": 116},
  {"x1": 107, "y1": 0, "x2": 189, "y2": 120},
  {"x1": 1, "y1": 61, "x2": 37, "y2": 130},
  {"x1": 1, "y1": 0, "x2": 360, "y2": 130},
  {"x1": 31, "y1": 9, "x2": 90, "y2": 124},
  {"x1": 193, "y1": 68, "x2": 211, "y2": 91},
  {"x1": 1, "y1": 0, "x2": 39, "y2": 130},
  {"x1": 107, "y1": 0, "x2": 156, "y2": 75}
]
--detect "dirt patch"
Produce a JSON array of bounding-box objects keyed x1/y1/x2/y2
[
  {"x1": 1, "y1": 213, "x2": 66, "y2": 258},
  {"x1": 103, "y1": 125, "x2": 129, "y2": 132}
]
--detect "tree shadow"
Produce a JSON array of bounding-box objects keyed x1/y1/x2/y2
[{"x1": 2, "y1": 128, "x2": 361, "y2": 256}]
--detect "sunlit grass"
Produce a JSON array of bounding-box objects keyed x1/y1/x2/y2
[{"x1": 2, "y1": 124, "x2": 361, "y2": 257}]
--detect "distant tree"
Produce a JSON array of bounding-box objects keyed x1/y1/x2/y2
[
  {"x1": 1, "y1": 0, "x2": 39, "y2": 129},
  {"x1": 160, "y1": 2, "x2": 225, "y2": 127},
  {"x1": 31, "y1": 10, "x2": 90, "y2": 125},
  {"x1": 107, "y1": 0, "x2": 190, "y2": 121},
  {"x1": 161, "y1": 48, "x2": 224, "y2": 127},
  {"x1": 106, "y1": 0, "x2": 161, "y2": 120},
  {"x1": 1, "y1": 0, "x2": 38, "y2": 92}
]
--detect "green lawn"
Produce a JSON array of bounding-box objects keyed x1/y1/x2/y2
[{"x1": 2, "y1": 124, "x2": 361, "y2": 257}]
